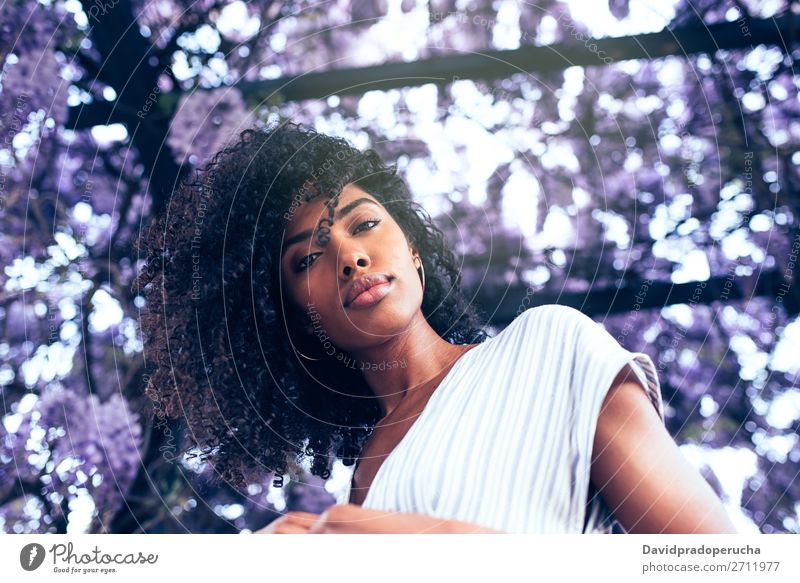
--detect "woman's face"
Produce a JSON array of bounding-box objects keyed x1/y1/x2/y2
[{"x1": 279, "y1": 183, "x2": 423, "y2": 353}]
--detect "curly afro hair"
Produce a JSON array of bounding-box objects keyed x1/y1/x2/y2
[{"x1": 133, "y1": 120, "x2": 490, "y2": 489}]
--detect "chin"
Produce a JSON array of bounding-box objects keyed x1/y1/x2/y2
[{"x1": 344, "y1": 303, "x2": 417, "y2": 336}]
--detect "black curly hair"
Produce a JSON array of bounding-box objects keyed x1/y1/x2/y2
[{"x1": 133, "y1": 120, "x2": 490, "y2": 489}]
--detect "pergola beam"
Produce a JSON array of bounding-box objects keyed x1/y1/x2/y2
[
  {"x1": 234, "y1": 14, "x2": 799, "y2": 102},
  {"x1": 477, "y1": 268, "x2": 799, "y2": 326}
]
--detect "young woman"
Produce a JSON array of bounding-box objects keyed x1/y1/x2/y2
[{"x1": 135, "y1": 121, "x2": 738, "y2": 534}]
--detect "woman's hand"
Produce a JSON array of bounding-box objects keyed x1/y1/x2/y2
[
  {"x1": 254, "y1": 511, "x2": 321, "y2": 534},
  {"x1": 307, "y1": 504, "x2": 504, "y2": 534}
]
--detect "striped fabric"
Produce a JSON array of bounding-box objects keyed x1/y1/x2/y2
[{"x1": 337, "y1": 304, "x2": 665, "y2": 533}]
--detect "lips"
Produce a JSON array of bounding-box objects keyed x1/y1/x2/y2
[{"x1": 343, "y1": 273, "x2": 393, "y2": 308}]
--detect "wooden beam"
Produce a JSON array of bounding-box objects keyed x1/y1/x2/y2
[
  {"x1": 232, "y1": 14, "x2": 799, "y2": 103},
  {"x1": 474, "y1": 267, "x2": 799, "y2": 326}
]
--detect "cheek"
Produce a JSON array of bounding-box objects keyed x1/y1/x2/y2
[
  {"x1": 390, "y1": 246, "x2": 418, "y2": 282},
  {"x1": 297, "y1": 273, "x2": 345, "y2": 319},
  {"x1": 281, "y1": 271, "x2": 320, "y2": 318}
]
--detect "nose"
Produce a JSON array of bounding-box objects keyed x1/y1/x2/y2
[{"x1": 340, "y1": 251, "x2": 370, "y2": 280}]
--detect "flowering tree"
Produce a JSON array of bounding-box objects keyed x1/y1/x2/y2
[{"x1": 1, "y1": 0, "x2": 798, "y2": 533}]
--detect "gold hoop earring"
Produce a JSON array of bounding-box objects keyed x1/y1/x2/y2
[
  {"x1": 294, "y1": 325, "x2": 324, "y2": 361},
  {"x1": 415, "y1": 256, "x2": 425, "y2": 291},
  {"x1": 295, "y1": 345, "x2": 324, "y2": 361}
]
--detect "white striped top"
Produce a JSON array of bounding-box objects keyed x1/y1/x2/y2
[{"x1": 337, "y1": 304, "x2": 665, "y2": 533}]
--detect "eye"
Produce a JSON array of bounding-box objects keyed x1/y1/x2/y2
[
  {"x1": 295, "y1": 252, "x2": 321, "y2": 272},
  {"x1": 353, "y1": 217, "x2": 381, "y2": 234},
  {"x1": 294, "y1": 219, "x2": 381, "y2": 272}
]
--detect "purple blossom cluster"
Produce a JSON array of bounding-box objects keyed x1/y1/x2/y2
[
  {"x1": 0, "y1": 1, "x2": 70, "y2": 140},
  {"x1": 166, "y1": 87, "x2": 255, "y2": 166},
  {"x1": 0, "y1": 389, "x2": 142, "y2": 533}
]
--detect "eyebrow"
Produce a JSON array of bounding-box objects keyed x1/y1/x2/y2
[{"x1": 281, "y1": 197, "x2": 381, "y2": 257}]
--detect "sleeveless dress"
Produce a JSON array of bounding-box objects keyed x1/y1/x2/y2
[{"x1": 336, "y1": 304, "x2": 665, "y2": 533}]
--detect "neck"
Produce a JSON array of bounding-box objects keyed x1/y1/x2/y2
[{"x1": 346, "y1": 311, "x2": 476, "y2": 419}]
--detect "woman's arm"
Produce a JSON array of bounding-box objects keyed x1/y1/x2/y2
[
  {"x1": 306, "y1": 504, "x2": 504, "y2": 534},
  {"x1": 590, "y1": 365, "x2": 739, "y2": 534},
  {"x1": 253, "y1": 505, "x2": 503, "y2": 534}
]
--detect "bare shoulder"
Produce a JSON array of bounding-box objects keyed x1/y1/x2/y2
[
  {"x1": 516, "y1": 304, "x2": 583, "y2": 326},
  {"x1": 590, "y1": 367, "x2": 739, "y2": 534}
]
